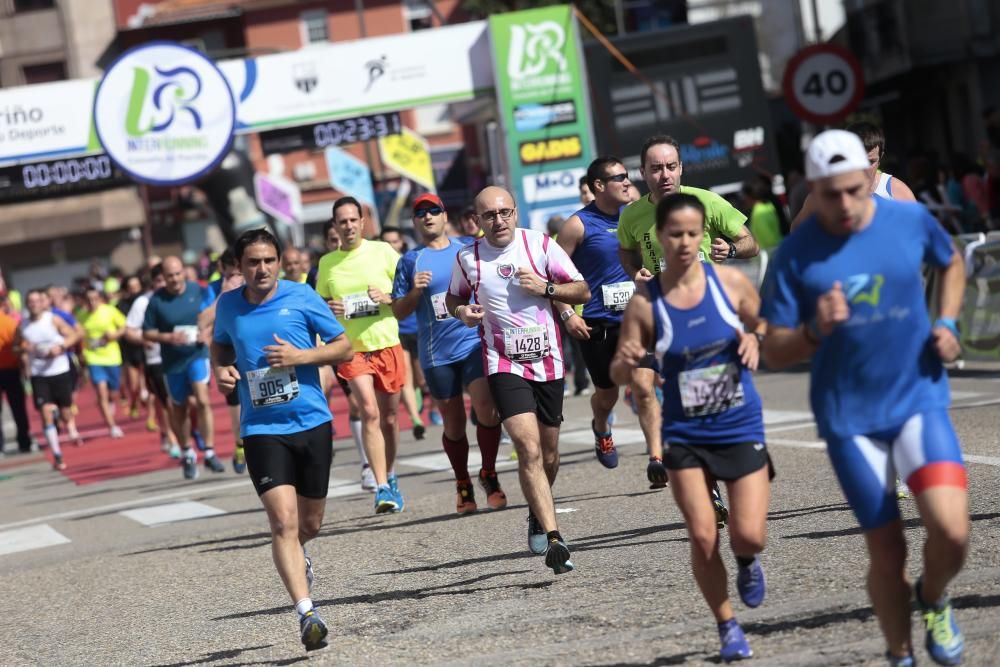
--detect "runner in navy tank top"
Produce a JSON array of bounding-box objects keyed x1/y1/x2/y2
[
  {"x1": 610, "y1": 193, "x2": 771, "y2": 663},
  {"x1": 554, "y1": 157, "x2": 636, "y2": 470}
]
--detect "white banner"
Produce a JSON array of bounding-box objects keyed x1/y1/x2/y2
[{"x1": 0, "y1": 79, "x2": 98, "y2": 166}]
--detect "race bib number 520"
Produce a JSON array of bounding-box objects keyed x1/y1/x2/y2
[
  {"x1": 247, "y1": 366, "x2": 300, "y2": 408},
  {"x1": 503, "y1": 325, "x2": 549, "y2": 362}
]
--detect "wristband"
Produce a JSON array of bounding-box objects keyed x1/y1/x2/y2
[
  {"x1": 934, "y1": 318, "x2": 959, "y2": 338},
  {"x1": 453, "y1": 304, "x2": 466, "y2": 319},
  {"x1": 559, "y1": 309, "x2": 575, "y2": 322}
]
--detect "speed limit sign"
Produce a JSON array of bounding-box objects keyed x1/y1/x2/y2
[{"x1": 782, "y1": 44, "x2": 865, "y2": 125}]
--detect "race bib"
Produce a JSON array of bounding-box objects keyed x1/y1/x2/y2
[
  {"x1": 431, "y1": 292, "x2": 450, "y2": 321},
  {"x1": 87, "y1": 337, "x2": 103, "y2": 349},
  {"x1": 344, "y1": 292, "x2": 379, "y2": 319},
  {"x1": 174, "y1": 325, "x2": 199, "y2": 345},
  {"x1": 247, "y1": 366, "x2": 300, "y2": 408},
  {"x1": 503, "y1": 325, "x2": 549, "y2": 362},
  {"x1": 678, "y1": 363, "x2": 745, "y2": 417},
  {"x1": 601, "y1": 281, "x2": 635, "y2": 312}
]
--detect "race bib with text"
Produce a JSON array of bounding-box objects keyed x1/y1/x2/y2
[
  {"x1": 678, "y1": 363, "x2": 744, "y2": 417},
  {"x1": 601, "y1": 281, "x2": 635, "y2": 312},
  {"x1": 503, "y1": 325, "x2": 549, "y2": 362},
  {"x1": 344, "y1": 293, "x2": 379, "y2": 319},
  {"x1": 247, "y1": 366, "x2": 300, "y2": 408}
]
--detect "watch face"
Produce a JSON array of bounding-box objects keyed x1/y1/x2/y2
[{"x1": 546, "y1": 283, "x2": 556, "y2": 295}]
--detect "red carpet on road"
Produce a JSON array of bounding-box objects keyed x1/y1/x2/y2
[{"x1": 32, "y1": 383, "x2": 421, "y2": 486}]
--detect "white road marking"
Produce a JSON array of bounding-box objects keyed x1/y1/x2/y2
[
  {"x1": 761, "y1": 409, "x2": 815, "y2": 425},
  {"x1": 0, "y1": 524, "x2": 71, "y2": 556},
  {"x1": 555, "y1": 508, "x2": 578, "y2": 514},
  {"x1": 120, "y1": 501, "x2": 226, "y2": 526},
  {"x1": 327, "y1": 477, "x2": 367, "y2": 499},
  {"x1": 397, "y1": 450, "x2": 518, "y2": 472}
]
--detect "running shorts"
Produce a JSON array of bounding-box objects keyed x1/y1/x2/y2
[
  {"x1": 825, "y1": 409, "x2": 966, "y2": 530},
  {"x1": 166, "y1": 357, "x2": 211, "y2": 404},
  {"x1": 31, "y1": 372, "x2": 74, "y2": 409},
  {"x1": 89, "y1": 364, "x2": 122, "y2": 391},
  {"x1": 243, "y1": 421, "x2": 333, "y2": 499},
  {"x1": 224, "y1": 386, "x2": 240, "y2": 407},
  {"x1": 121, "y1": 341, "x2": 145, "y2": 368},
  {"x1": 424, "y1": 347, "x2": 485, "y2": 400},
  {"x1": 144, "y1": 363, "x2": 168, "y2": 404},
  {"x1": 664, "y1": 441, "x2": 774, "y2": 482},
  {"x1": 400, "y1": 332, "x2": 419, "y2": 359},
  {"x1": 337, "y1": 345, "x2": 406, "y2": 394},
  {"x1": 487, "y1": 373, "x2": 564, "y2": 426},
  {"x1": 578, "y1": 320, "x2": 620, "y2": 389}
]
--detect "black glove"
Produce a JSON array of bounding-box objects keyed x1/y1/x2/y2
[{"x1": 647, "y1": 456, "x2": 668, "y2": 489}]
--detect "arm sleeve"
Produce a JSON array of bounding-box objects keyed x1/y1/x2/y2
[
  {"x1": 545, "y1": 236, "x2": 584, "y2": 283},
  {"x1": 759, "y1": 245, "x2": 803, "y2": 329},
  {"x1": 315, "y1": 256, "x2": 331, "y2": 299},
  {"x1": 391, "y1": 254, "x2": 413, "y2": 300},
  {"x1": 212, "y1": 296, "x2": 232, "y2": 345},
  {"x1": 448, "y1": 251, "x2": 473, "y2": 299},
  {"x1": 921, "y1": 208, "x2": 956, "y2": 268},
  {"x1": 707, "y1": 192, "x2": 749, "y2": 239},
  {"x1": 304, "y1": 288, "x2": 345, "y2": 343}
]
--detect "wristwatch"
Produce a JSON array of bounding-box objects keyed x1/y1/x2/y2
[
  {"x1": 559, "y1": 309, "x2": 575, "y2": 322},
  {"x1": 545, "y1": 281, "x2": 556, "y2": 297},
  {"x1": 727, "y1": 240, "x2": 737, "y2": 259}
]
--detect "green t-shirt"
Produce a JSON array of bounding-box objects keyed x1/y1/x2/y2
[
  {"x1": 82, "y1": 303, "x2": 125, "y2": 366},
  {"x1": 749, "y1": 201, "x2": 783, "y2": 250},
  {"x1": 316, "y1": 239, "x2": 400, "y2": 352},
  {"x1": 617, "y1": 185, "x2": 748, "y2": 273}
]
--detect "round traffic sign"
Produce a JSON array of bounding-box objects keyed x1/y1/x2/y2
[{"x1": 782, "y1": 44, "x2": 864, "y2": 126}]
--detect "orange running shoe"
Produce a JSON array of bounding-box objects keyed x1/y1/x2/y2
[
  {"x1": 478, "y1": 468, "x2": 508, "y2": 510},
  {"x1": 456, "y1": 480, "x2": 477, "y2": 514}
]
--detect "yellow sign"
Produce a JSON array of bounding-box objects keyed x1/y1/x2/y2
[{"x1": 378, "y1": 127, "x2": 436, "y2": 192}]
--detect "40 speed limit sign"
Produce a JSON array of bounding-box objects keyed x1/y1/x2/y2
[{"x1": 782, "y1": 44, "x2": 865, "y2": 125}]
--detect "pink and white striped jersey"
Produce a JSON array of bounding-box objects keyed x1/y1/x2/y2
[{"x1": 449, "y1": 228, "x2": 584, "y2": 381}]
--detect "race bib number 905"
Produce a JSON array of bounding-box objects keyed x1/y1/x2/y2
[
  {"x1": 504, "y1": 325, "x2": 549, "y2": 362},
  {"x1": 344, "y1": 293, "x2": 379, "y2": 319},
  {"x1": 678, "y1": 363, "x2": 745, "y2": 417},
  {"x1": 247, "y1": 366, "x2": 300, "y2": 408}
]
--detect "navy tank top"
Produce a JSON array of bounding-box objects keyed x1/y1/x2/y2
[{"x1": 572, "y1": 202, "x2": 634, "y2": 322}]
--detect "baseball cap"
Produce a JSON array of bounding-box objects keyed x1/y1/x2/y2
[
  {"x1": 412, "y1": 193, "x2": 444, "y2": 212},
  {"x1": 805, "y1": 130, "x2": 871, "y2": 181}
]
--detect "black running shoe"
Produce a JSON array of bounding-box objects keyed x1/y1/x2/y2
[
  {"x1": 544, "y1": 537, "x2": 575, "y2": 575},
  {"x1": 300, "y1": 609, "x2": 328, "y2": 651},
  {"x1": 712, "y1": 486, "x2": 729, "y2": 529}
]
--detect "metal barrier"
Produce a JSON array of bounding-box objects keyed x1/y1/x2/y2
[
  {"x1": 960, "y1": 239, "x2": 1000, "y2": 361},
  {"x1": 728, "y1": 248, "x2": 769, "y2": 289}
]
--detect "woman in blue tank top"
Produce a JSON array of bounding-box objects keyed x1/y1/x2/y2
[{"x1": 610, "y1": 193, "x2": 771, "y2": 663}]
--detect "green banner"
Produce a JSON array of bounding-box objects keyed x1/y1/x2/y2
[{"x1": 489, "y1": 5, "x2": 597, "y2": 231}]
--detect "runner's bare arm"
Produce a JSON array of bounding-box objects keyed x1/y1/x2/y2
[
  {"x1": 391, "y1": 271, "x2": 431, "y2": 320},
  {"x1": 197, "y1": 303, "x2": 216, "y2": 342},
  {"x1": 716, "y1": 266, "x2": 763, "y2": 371},
  {"x1": 609, "y1": 285, "x2": 653, "y2": 387},
  {"x1": 210, "y1": 341, "x2": 240, "y2": 394},
  {"x1": 890, "y1": 177, "x2": 917, "y2": 202},
  {"x1": 53, "y1": 316, "x2": 81, "y2": 349},
  {"x1": 730, "y1": 225, "x2": 759, "y2": 259},
  {"x1": 618, "y1": 247, "x2": 652, "y2": 283},
  {"x1": 932, "y1": 249, "x2": 965, "y2": 363},
  {"x1": 552, "y1": 216, "x2": 585, "y2": 321}
]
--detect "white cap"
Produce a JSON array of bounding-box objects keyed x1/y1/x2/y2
[{"x1": 805, "y1": 130, "x2": 870, "y2": 181}]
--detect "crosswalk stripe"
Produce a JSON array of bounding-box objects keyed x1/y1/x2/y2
[
  {"x1": 0, "y1": 524, "x2": 71, "y2": 556},
  {"x1": 397, "y1": 450, "x2": 519, "y2": 472},
  {"x1": 120, "y1": 501, "x2": 227, "y2": 526},
  {"x1": 327, "y1": 477, "x2": 367, "y2": 498}
]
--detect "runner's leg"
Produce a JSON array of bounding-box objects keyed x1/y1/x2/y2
[
  {"x1": 630, "y1": 367, "x2": 661, "y2": 455},
  {"x1": 375, "y1": 388, "x2": 400, "y2": 473},
  {"x1": 348, "y1": 374, "x2": 387, "y2": 486},
  {"x1": 725, "y1": 465, "x2": 770, "y2": 561},
  {"x1": 863, "y1": 522, "x2": 913, "y2": 657},
  {"x1": 591, "y1": 387, "x2": 619, "y2": 434},
  {"x1": 915, "y1": 486, "x2": 968, "y2": 604},
  {"x1": 260, "y1": 485, "x2": 310, "y2": 604},
  {"x1": 506, "y1": 413, "x2": 558, "y2": 532}
]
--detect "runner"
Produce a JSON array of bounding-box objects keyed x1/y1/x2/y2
[
  {"x1": 554, "y1": 157, "x2": 636, "y2": 469},
  {"x1": 447, "y1": 186, "x2": 590, "y2": 574},
  {"x1": 761, "y1": 130, "x2": 969, "y2": 667},
  {"x1": 116, "y1": 274, "x2": 149, "y2": 421},
  {"x1": 281, "y1": 248, "x2": 308, "y2": 284},
  {"x1": 80, "y1": 286, "x2": 126, "y2": 439},
  {"x1": 0, "y1": 308, "x2": 33, "y2": 454},
  {"x1": 143, "y1": 256, "x2": 225, "y2": 480},
  {"x1": 212, "y1": 228, "x2": 352, "y2": 653},
  {"x1": 316, "y1": 197, "x2": 406, "y2": 513},
  {"x1": 18, "y1": 289, "x2": 84, "y2": 469},
  {"x1": 611, "y1": 193, "x2": 771, "y2": 662},
  {"x1": 392, "y1": 193, "x2": 507, "y2": 514}
]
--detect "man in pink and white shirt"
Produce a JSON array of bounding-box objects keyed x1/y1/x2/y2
[{"x1": 447, "y1": 186, "x2": 590, "y2": 576}]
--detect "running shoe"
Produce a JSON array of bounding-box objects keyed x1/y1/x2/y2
[
  {"x1": 896, "y1": 477, "x2": 911, "y2": 499},
  {"x1": 53, "y1": 454, "x2": 66, "y2": 471},
  {"x1": 916, "y1": 578, "x2": 964, "y2": 666},
  {"x1": 181, "y1": 451, "x2": 198, "y2": 480},
  {"x1": 360, "y1": 464, "x2": 376, "y2": 492},
  {"x1": 299, "y1": 609, "x2": 328, "y2": 652},
  {"x1": 129, "y1": 407, "x2": 140, "y2": 419},
  {"x1": 71, "y1": 433, "x2": 84, "y2": 447},
  {"x1": 712, "y1": 486, "x2": 729, "y2": 529},
  {"x1": 527, "y1": 512, "x2": 547, "y2": 555},
  {"x1": 593, "y1": 420, "x2": 618, "y2": 469},
  {"x1": 204, "y1": 453, "x2": 226, "y2": 474},
  {"x1": 429, "y1": 410, "x2": 444, "y2": 426},
  {"x1": 374, "y1": 485, "x2": 398, "y2": 514},
  {"x1": 304, "y1": 550, "x2": 314, "y2": 593},
  {"x1": 168, "y1": 443, "x2": 182, "y2": 459},
  {"x1": 478, "y1": 469, "x2": 508, "y2": 510},
  {"x1": 232, "y1": 445, "x2": 247, "y2": 474},
  {"x1": 545, "y1": 536, "x2": 574, "y2": 575},
  {"x1": 146, "y1": 416, "x2": 158, "y2": 432},
  {"x1": 109, "y1": 425, "x2": 124, "y2": 439},
  {"x1": 456, "y1": 480, "x2": 477, "y2": 515},
  {"x1": 413, "y1": 422, "x2": 426, "y2": 441},
  {"x1": 736, "y1": 557, "x2": 766, "y2": 608},
  {"x1": 192, "y1": 429, "x2": 207, "y2": 451},
  {"x1": 388, "y1": 473, "x2": 404, "y2": 512},
  {"x1": 718, "y1": 618, "x2": 752, "y2": 662},
  {"x1": 886, "y1": 652, "x2": 916, "y2": 667}
]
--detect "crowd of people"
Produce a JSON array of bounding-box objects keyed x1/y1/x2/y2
[{"x1": 0, "y1": 123, "x2": 976, "y2": 666}]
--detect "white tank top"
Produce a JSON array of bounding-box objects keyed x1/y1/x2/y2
[
  {"x1": 873, "y1": 171, "x2": 894, "y2": 200},
  {"x1": 20, "y1": 311, "x2": 70, "y2": 377}
]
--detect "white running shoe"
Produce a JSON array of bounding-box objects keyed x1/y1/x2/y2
[
  {"x1": 361, "y1": 464, "x2": 376, "y2": 491},
  {"x1": 110, "y1": 425, "x2": 124, "y2": 439},
  {"x1": 896, "y1": 478, "x2": 910, "y2": 499}
]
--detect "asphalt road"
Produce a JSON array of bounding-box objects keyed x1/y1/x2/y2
[{"x1": 1, "y1": 367, "x2": 998, "y2": 666}]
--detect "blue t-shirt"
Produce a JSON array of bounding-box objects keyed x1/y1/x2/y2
[
  {"x1": 213, "y1": 280, "x2": 345, "y2": 438},
  {"x1": 572, "y1": 202, "x2": 632, "y2": 322},
  {"x1": 761, "y1": 199, "x2": 955, "y2": 439},
  {"x1": 143, "y1": 281, "x2": 212, "y2": 375},
  {"x1": 205, "y1": 278, "x2": 223, "y2": 302},
  {"x1": 398, "y1": 313, "x2": 418, "y2": 336},
  {"x1": 391, "y1": 238, "x2": 481, "y2": 368},
  {"x1": 52, "y1": 307, "x2": 77, "y2": 327}
]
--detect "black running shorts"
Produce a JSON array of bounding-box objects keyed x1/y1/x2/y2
[
  {"x1": 144, "y1": 363, "x2": 168, "y2": 404},
  {"x1": 31, "y1": 372, "x2": 74, "y2": 409},
  {"x1": 663, "y1": 441, "x2": 775, "y2": 482},
  {"x1": 224, "y1": 386, "x2": 240, "y2": 407},
  {"x1": 243, "y1": 421, "x2": 333, "y2": 499},
  {"x1": 487, "y1": 373, "x2": 564, "y2": 426},
  {"x1": 578, "y1": 320, "x2": 620, "y2": 389}
]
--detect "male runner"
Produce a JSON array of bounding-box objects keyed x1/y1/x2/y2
[
  {"x1": 144, "y1": 256, "x2": 225, "y2": 479},
  {"x1": 80, "y1": 286, "x2": 126, "y2": 438},
  {"x1": 447, "y1": 186, "x2": 590, "y2": 574},
  {"x1": 281, "y1": 248, "x2": 309, "y2": 284},
  {"x1": 555, "y1": 157, "x2": 636, "y2": 468},
  {"x1": 316, "y1": 197, "x2": 406, "y2": 513},
  {"x1": 392, "y1": 193, "x2": 507, "y2": 514},
  {"x1": 762, "y1": 130, "x2": 969, "y2": 667},
  {"x1": 212, "y1": 228, "x2": 352, "y2": 652},
  {"x1": 18, "y1": 289, "x2": 83, "y2": 468}
]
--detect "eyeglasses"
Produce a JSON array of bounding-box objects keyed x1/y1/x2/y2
[
  {"x1": 602, "y1": 173, "x2": 629, "y2": 183},
  {"x1": 477, "y1": 208, "x2": 515, "y2": 223},
  {"x1": 413, "y1": 206, "x2": 443, "y2": 219}
]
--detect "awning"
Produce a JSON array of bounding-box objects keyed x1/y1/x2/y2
[{"x1": 0, "y1": 188, "x2": 146, "y2": 246}]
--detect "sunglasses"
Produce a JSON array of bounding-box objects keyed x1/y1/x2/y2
[
  {"x1": 414, "y1": 206, "x2": 443, "y2": 218},
  {"x1": 602, "y1": 173, "x2": 629, "y2": 183}
]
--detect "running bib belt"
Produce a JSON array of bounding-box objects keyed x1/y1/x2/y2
[
  {"x1": 247, "y1": 366, "x2": 300, "y2": 408},
  {"x1": 601, "y1": 282, "x2": 635, "y2": 312},
  {"x1": 174, "y1": 325, "x2": 199, "y2": 345},
  {"x1": 343, "y1": 293, "x2": 379, "y2": 319},
  {"x1": 679, "y1": 363, "x2": 745, "y2": 417},
  {"x1": 504, "y1": 325, "x2": 549, "y2": 361}
]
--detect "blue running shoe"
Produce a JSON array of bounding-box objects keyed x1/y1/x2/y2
[
  {"x1": 232, "y1": 445, "x2": 247, "y2": 474},
  {"x1": 544, "y1": 537, "x2": 574, "y2": 575},
  {"x1": 192, "y1": 429, "x2": 207, "y2": 452},
  {"x1": 916, "y1": 578, "x2": 964, "y2": 666},
  {"x1": 718, "y1": 618, "x2": 752, "y2": 662},
  {"x1": 736, "y1": 557, "x2": 766, "y2": 608},
  {"x1": 527, "y1": 512, "x2": 547, "y2": 554},
  {"x1": 374, "y1": 485, "x2": 398, "y2": 514},
  {"x1": 429, "y1": 409, "x2": 444, "y2": 426},
  {"x1": 387, "y1": 473, "x2": 404, "y2": 512},
  {"x1": 593, "y1": 420, "x2": 619, "y2": 469},
  {"x1": 299, "y1": 609, "x2": 328, "y2": 651},
  {"x1": 886, "y1": 652, "x2": 916, "y2": 667},
  {"x1": 181, "y1": 451, "x2": 198, "y2": 480}
]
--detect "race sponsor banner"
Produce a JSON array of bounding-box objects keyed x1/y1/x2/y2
[
  {"x1": 489, "y1": 5, "x2": 597, "y2": 231},
  {"x1": 0, "y1": 79, "x2": 100, "y2": 166}
]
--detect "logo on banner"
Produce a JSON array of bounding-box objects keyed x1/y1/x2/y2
[
  {"x1": 365, "y1": 56, "x2": 388, "y2": 92},
  {"x1": 680, "y1": 136, "x2": 730, "y2": 173},
  {"x1": 507, "y1": 21, "x2": 567, "y2": 79},
  {"x1": 94, "y1": 42, "x2": 235, "y2": 186},
  {"x1": 522, "y1": 168, "x2": 585, "y2": 203},
  {"x1": 519, "y1": 135, "x2": 581, "y2": 165},
  {"x1": 293, "y1": 62, "x2": 318, "y2": 93},
  {"x1": 513, "y1": 101, "x2": 576, "y2": 132}
]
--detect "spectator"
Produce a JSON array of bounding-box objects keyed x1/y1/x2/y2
[{"x1": 0, "y1": 308, "x2": 33, "y2": 453}]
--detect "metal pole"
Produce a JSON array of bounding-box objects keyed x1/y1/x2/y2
[
  {"x1": 614, "y1": 0, "x2": 626, "y2": 35},
  {"x1": 810, "y1": 0, "x2": 822, "y2": 42},
  {"x1": 139, "y1": 184, "x2": 154, "y2": 260}
]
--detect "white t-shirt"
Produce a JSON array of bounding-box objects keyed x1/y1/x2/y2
[
  {"x1": 20, "y1": 311, "x2": 70, "y2": 377},
  {"x1": 126, "y1": 292, "x2": 161, "y2": 365},
  {"x1": 449, "y1": 229, "x2": 583, "y2": 382}
]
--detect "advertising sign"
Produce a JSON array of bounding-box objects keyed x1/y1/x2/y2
[
  {"x1": 489, "y1": 5, "x2": 596, "y2": 231},
  {"x1": 378, "y1": 127, "x2": 436, "y2": 192},
  {"x1": 0, "y1": 154, "x2": 127, "y2": 204},
  {"x1": 253, "y1": 172, "x2": 301, "y2": 225},
  {"x1": 93, "y1": 42, "x2": 236, "y2": 186},
  {"x1": 324, "y1": 146, "x2": 375, "y2": 206},
  {"x1": 0, "y1": 79, "x2": 100, "y2": 166}
]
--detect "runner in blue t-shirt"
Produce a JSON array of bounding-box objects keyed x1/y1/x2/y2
[
  {"x1": 391, "y1": 193, "x2": 507, "y2": 514},
  {"x1": 211, "y1": 228, "x2": 351, "y2": 654},
  {"x1": 761, "y1": 131, "x2": 969, "y2": 667}
]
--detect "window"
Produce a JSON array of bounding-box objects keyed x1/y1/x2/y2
[
  {"x1": 404, "y1": 0, "x2": 433, "y2": 31},
  {"x1": 22, "y1": 61, "x2": 67, "y2": 85},
  {"x1": 14, "y1": 0, "x2": 55, "y2": 11},
  {"x1": 300, "y1": 10, "x2": 329, "y2": 45}
]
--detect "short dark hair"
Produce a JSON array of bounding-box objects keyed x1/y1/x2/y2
[
  {"x1": 640, "y1": 135, "x2": 681, "y2": 168},
  {"x1": 655, "y1": 193, "x2": 706, "y2": 232},
  {"x1": 218, "y1": 248, "x2": 237, "y2": 269},
  {"x1": 26, "y1": 287, "x2": 47, "y2": 299},
  {"x1": 844, "y1": 120, "x2": 885, "y2": 158},
  {"x1": 332, "y1": 196, "x2": 363, "y2": 219},
  {"x1": 322, "y1": 218, "x2": 336, "y2": 237},
  {"x1": 234, "y1": 227, "x2": 281, "y2": 261},
  {"x1": 379, "y1": 226, "x2": 402, "y2": 239},
  {"x1": 150, "y1": 263, "x2": 164, "y2": 280},
  {"x1": 586, "y1": 156, "x2": 624, "y2": 193}
]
